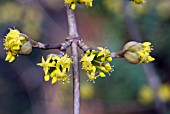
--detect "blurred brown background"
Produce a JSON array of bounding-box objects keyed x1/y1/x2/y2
[{"x1": 0, "y1": 0, "x2": 170, "y2": 114}]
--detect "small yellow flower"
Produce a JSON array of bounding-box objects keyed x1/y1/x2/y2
[
  {"x1": 133, "y1": 0, "x2": 146, "y2": 5},
  {"x1": 97, "y1": 47, "x2": 110, "y2": 57},
  {"x1": 4, "y1": 28, "x2": 26, "y2": 62},
  {"x1": 37, "y1": 55, "x2": 54, "y2": 74},
  {"x1": 79, "y1": 0, "x2": 93, "y2": 7},
  {"x1": 86, "y1": 66, "x2": 98, "y2": 82},
  {"x1": 80, "y1": 47, "x2": 113, "y2": 82},
  {"x1": 64, "y1": 0, "x2": 93, "y2": 10},
  {"x1": 64, "y1": 0, "x2": 75, "y2": 4},
  {"x1": 37, "y1": 54, "x2": 72, "y2": 84},
  {"x1": 141, "y1": 42, "x2": 152, "y2": 52},
  {"x1": 137, "y1": 42, "x2": 155, "y2": 63},
  {"x1": 5, "y1": 51, "x2": 15, "y2": 62}
]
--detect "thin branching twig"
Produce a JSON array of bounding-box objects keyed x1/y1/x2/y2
[{"x1": 66, "y1": 6, "x2": 80, "y2": 114}]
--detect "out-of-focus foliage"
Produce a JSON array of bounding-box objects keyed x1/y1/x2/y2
[
  {"x1": 80, "y1": 82, "x2": 94, "y2": 100},
  {"x1": 0, "y1": 0, "x2": 170, "y2": 114},
  {"x1": 138, "y1": 84, "x2": 170, "y2": 104},
  {"x1": 0, "y1": 2, "x2": 43, "y2": 39}
]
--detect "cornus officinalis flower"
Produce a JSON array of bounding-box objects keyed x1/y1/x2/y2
[
  {"x1": 37, "y1": 54, "x2": 72, "y2": 84},
  {"x1": 80, "y1": 47, "x2": 113, "y2": 83}
]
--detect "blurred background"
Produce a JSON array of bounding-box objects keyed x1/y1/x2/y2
[{"x1": 0, "y1": 0, "x2": 170, "y2": 114}]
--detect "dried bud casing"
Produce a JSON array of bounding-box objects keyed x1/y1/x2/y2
[
  {"x1": 124, "y1": 51, "x2": 140, "y2": 64},
  {"x1": 128, "y1": 45, "x2": 142, "y2": 52},
  {"x1": 19, "y1": 41, "x2": 32, "y2": 54},
  {"x1": 123, "y1": 41, "x2": 139, "y2": 51}
]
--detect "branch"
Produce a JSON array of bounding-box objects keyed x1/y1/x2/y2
[
  {"x1": 67, "y1": 8, "x2": 79, "y2": 37},
  {"x1": 20, "y1": 33, "x2": 71, "y2": 51},
  {"x1": 36, "y1": 42, "x2": 62, "y2": 49},
  {"x1": 78, "y1": 39, "x2": 93, "y2": 52},
  {"x1": 66, "y1": 6, "x2": 80, "y2": 114},
  {"x1": 110, "y1": 50, "x2": 127, "y2": 58}
]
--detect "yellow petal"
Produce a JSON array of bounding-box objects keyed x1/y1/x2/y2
[
  {"x1": 5, "y1": 52, "x2": 12, "y2": 61},
  {"x1": 46, "y1": 55, "x2": 52, "y2": 63},
  {"x1": 9, "y1": 56, "x2": 15, "y2": 62},
  {"x1": 51, "y1": 77, "x2": 58, "y2": 84},
  {"x1": 41, "y1": 56, "x2": 45, "y2": 63},
  {"x1": 43, "y1": 67, "x2": 49, "y2": 75},
  {"x1": 37, "y1": 63, "x2": 43, "y2": 66},
  {"x1": 12, "y1": 46, "x2": 20, "y2": 50}
]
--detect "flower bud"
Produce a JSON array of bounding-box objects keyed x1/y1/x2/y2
[
  {"x1": 101, "y1": 57, "x2": 105, "y2": 62},
  {"x1": 99, "y1": 72, "x2": 106, "y2": 77},
  {"x1": 19, "y1": 41, "x2": 32, "y2": 54},
  {"x1": 107, "y1": 57, "x2": 112, "y2": 62},
  {"x1": 44, "y1": 74, "x2": 50, "y2": 81},
  {"x1": 124, "y1": 51, "x2": 140, "y2": 64}
]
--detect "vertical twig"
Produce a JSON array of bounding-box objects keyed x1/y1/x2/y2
[
  {"x1": 122, "y1": 0, "x2": 142, "y2": 42},
  {"x1": 66, "y1": 6, "x2": 80, "y2": 114}
]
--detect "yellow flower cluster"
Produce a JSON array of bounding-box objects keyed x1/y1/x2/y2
[
  {"x1": 3, "y1": 29, "x2": 25, "y2": 62},
  {"x1": 123, "y1": 41, "x2": 155, "y2": 64},
  {"x1": 133, "y1": 0, "x2": 146, "y2": 4},
  {"x1": 137, "y1": 42, "x2": 155, "y2": 63},
  {"x1": 37, "y1": 54, "x2": 72, "y2": 84},
  {"x1": 64, "y1": 0, "x2": 93, "y2": 10},
  {"x1": 138, "y1": 84, "x2": 170, "y2": 104},
  {"x1": 80, "y1": 47, "x2": 113, "y2": 82}
]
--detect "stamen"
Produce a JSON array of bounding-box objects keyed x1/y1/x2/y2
[{"x1": 108, "y1": 72, "x2": 111, "y2": 76}]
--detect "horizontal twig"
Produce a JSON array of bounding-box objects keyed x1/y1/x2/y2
[
  {"x1": 110, "y1": 50, "x2": 127, "y2": 58},
  {"x1": 78, "y1": 39, "x2": 93, "y2": 52},
  {"x1": 36, "y1": 42, "x2": 62, "y2": 50},
  {"x1": 20, "y1": 33, "x2": 71, "y2": 51}
]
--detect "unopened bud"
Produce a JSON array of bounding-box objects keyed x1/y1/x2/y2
[
  {"x1": 101, "y1": 57, "x2": 105, "y2": 62},
  {"x1": 99, "y1": 72, "x2": 106, "y2": 77},
  {"x1": 107, "y1": 57, "x2": 112, "y2": 62}
]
